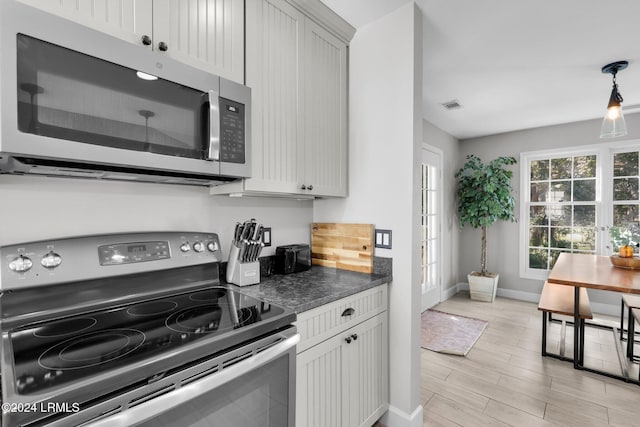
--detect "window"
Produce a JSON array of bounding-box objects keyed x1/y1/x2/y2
[
  {"x1": 520, "y1": 142, "x2": 640, "y2": 279},
  {"x1": 612, "y1": 150, "x2": 640, "y2": 229},
  {"x1": 527, "y1": 154, "x2": 598, "y2": 271}
]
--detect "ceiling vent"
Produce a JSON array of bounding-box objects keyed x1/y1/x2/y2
[{"x1": 441, "y1": 99, "x2": 463, "y2": 110}]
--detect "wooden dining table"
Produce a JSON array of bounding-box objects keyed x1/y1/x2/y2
[{"x1": 546, "y1": 253, "x2": 640, "y2": 381}]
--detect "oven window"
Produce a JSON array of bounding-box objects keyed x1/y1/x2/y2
[
  {"x1": 137, "y1": 356, "x2": 291, "y2": 427},
  {"x1": 16, "y1": 34, "x2": 207, "y2": 159}
]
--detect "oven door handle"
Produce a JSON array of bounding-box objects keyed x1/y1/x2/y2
[
  {"x1": 86, "y1": 333, "x2": 300, "y2": 427},
  {"x1": 207, "y1": 90, "x2": 220, "y2": 161}
]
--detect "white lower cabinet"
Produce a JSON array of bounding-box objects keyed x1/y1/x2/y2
[{"x1": 295, "y1": 285, "x2": 389, "y2": 427}]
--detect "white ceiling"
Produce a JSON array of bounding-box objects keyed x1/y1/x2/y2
[{"x1": 319, "y1": 0, "x2": 640, "y2": 140}]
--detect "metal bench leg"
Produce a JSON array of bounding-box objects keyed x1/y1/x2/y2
[
  {"x1": 621, "y1": 298, "x2": 626, "y2": 341},
  {"x1": 579, "y1": 318, "x2": 585, "y2": 365},
  {"x1": 630, "y1": 310, "x2": 636, "y2": 361},
  {"x1": 541, "y1": 312, "x2": 548, "y2": 356}
]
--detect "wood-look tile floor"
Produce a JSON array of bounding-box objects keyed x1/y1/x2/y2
[{"x1": 420, "y1": 292, "x2": 640, "y2": 427}]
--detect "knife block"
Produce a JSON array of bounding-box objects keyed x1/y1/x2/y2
[
  {"x1": 227, "y1": 244, "x2": 260, "y2": 286},
  {"x1": 227, "y1": 260, "x2": 260, "y2": 286}
]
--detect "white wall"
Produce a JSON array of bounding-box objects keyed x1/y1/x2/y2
[
  {"x1": 0, "y1": 175, "x2": 313, "y2": 256},
  {"x1": 422, "y1": 120, "x2": 460, "y2": 294},
  {"x1": 459, "y1": 112, "x2": 640, "y2": 308},
  {"x1": 314, "y1": 3, "x2": 423, "y2": 426}
]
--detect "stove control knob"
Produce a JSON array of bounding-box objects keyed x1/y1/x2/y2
[
  {"x1": 207, "y1": 241, "x2": 218, "y2": 252},
  {"x1": 193, "y1": 241, "x2": 205, "y2": 253},
  {"x1": 9, "y1": 255, "x2": 33, "y2": 273},
  {"x1": 41, "y1": 251, "x2": 62, "y2": 269},
  {"x1": 180, "y1": 242, "x2": 191, "y2": 253}
]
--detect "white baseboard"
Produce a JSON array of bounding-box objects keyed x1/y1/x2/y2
[
  {"x1": 442, "y1": 284, "x2": 460, "y2": 300},
  {"x1": 381, "y1": 404, "x2": 423, "y2": 427},
  {"x1": 445, "y1": 283, "x2": 619, "y2": 317}
]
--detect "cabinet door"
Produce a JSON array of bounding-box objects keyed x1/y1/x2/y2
[
  {"x1": 152, "y1": 0, "x2": 244, "y2": 83},
  {"x1": 16, "y1": 0, "x2": 153, "y2": 46},
  {"x1": 304, "y1": 19, "x2": 348, "y2": 197},
  {"x1": 345, "y1": 314, "x2": 389, "y2": 427},
  {"x1": 244, "y1": 0, "x2": 305, "y2": 194},
  {"x1": 297, "y1": 313, "x2": 388, "y2": 427},
  {"x1": 296, "y1": 332, "x2": 346, "y2": 427}
]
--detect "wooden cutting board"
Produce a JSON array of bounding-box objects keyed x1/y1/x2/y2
[{"x1": 311, "y1": 223, "x2": 374, "y2": 273}]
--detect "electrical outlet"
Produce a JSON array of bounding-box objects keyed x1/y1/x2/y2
[
  {"x1": 375, "y1": 229, "x2": 392, "y2": 249},
  {"x1": 262, "y1": 227, "x2": 272, "y2": 246}
]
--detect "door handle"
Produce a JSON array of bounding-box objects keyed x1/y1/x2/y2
[{"x1": 207, "y1": 90, "x2": 220, "y2": 161}]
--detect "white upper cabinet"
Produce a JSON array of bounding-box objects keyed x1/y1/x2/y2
[
  {"x1": 304, "y1": 19, "x2": 347, "y2": 197},
  {"x1": 152, "y1": 0, "x2": 244, "y2": 83},
  {"x1": 16, "y1": 0, "x2": 153, "y2": 45},
  {"x1": 211, "y1": 0, "x2": 352, "y2": 198},
  {"x1": 16, "y1": 0, "x2": 244, "y2": 84},
  {"x1": 243, "y1": 0, "x2": 305, "y2": 194}
]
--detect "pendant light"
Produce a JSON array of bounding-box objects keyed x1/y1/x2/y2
[{"x1": 600, "y1": 60, "x2": 628, "y2": 138}]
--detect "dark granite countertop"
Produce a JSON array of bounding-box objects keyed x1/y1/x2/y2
[{"x1": 229, "y1": 263, "x2": 392, "y2": 314}]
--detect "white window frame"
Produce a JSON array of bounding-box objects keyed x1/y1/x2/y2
[{"x1": 519, "y1": 139, "x2": 640, "y2": 280}]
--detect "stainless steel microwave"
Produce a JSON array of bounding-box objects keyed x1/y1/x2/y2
[{"x1": 0, "y1": 1, "x2": 250, "y2": 186}]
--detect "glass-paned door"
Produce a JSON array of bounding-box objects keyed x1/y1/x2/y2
[{"x1": 421, "y1": 145, "x2": 442, "y2": 311}]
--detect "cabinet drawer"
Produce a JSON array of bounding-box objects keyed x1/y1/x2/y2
[{"x1": 295, "y1": 284, "x2": 387, "y2": 353}]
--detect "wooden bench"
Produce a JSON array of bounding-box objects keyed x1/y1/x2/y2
[{"x1": 538, "y1": 282, "x2": 592, "y2": 363}]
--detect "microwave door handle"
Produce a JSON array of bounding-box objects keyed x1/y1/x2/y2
[{"x1": 207, "y1": 90, "x2": 220, "y2": 161}]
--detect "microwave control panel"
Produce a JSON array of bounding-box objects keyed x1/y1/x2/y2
[{"x1": 219, "y1": 98, "x2": 245, "y2": 164}]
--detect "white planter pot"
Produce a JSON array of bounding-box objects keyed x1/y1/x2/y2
[{"x1": 468, "y1": 272, "x2": 499, "y2": 302}]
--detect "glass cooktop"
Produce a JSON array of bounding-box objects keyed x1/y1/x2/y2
[{"x1": 10, "y1": 286, "x2": 287, "y2": 394}]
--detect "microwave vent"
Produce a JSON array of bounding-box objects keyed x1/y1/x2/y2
[{"x1": 0, "y1": 156, "x2": 237, "y2": 187}]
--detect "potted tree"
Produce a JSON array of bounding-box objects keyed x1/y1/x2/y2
[{"x1": 455, "y1": 154, "x2": 517, "y2": 302}]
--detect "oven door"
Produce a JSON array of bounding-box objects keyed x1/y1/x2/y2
[{"x1": 64, "y1": 328, "x2": 299, "y2": 427}]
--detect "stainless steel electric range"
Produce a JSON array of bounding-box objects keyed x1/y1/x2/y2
[{"x1": 0, "y1": 232, "x2": 298, "y2": 427}]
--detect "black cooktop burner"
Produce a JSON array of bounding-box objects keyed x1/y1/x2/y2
[
  {"x1": 38, "y1": 329, "x2": 146, "y2": 370},
  {"x1": 33, "y1": 317, "x2": 97, "y2": 338},
  {"x1": 166, "y1": 304, "x2": 223, "y2": 333},
  {"x1": 189, "y1": 289, "x2": 227, "y2": 302},
  {"x1": 10, "y1": 286, "x2": 286, "y2": 395},
  {"x1": 127, "y1": 301, "x2": 178, "y2": 316}
]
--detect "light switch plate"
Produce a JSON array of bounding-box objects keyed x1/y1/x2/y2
[
  {"x1": 375, "y1": 229, "x2": 392, "y2": 249},
  {"x1": 262, "y1": 227, "x2": 272, "y2": 247}
]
